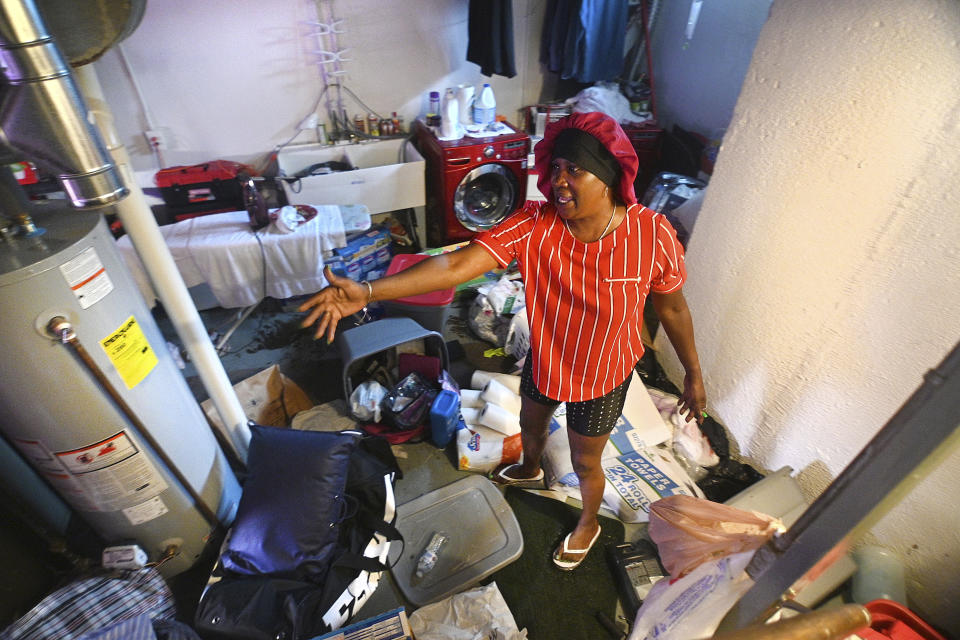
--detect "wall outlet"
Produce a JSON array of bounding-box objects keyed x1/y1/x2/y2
[{"x1": 144, "y1": 128, "x2": 171, "y2": 151}]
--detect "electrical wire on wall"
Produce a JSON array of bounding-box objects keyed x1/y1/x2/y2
[{"x1": 115, "y1": 43, "x2": 166, "y2": 169}]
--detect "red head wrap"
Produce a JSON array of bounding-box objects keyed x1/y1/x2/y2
[{"x1": 534, "y1": 111, "x2": 639, "y2": 205}]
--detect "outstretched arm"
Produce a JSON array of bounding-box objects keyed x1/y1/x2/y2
[
  {"x1": 650, "y1": 289, "x2": 706, "y2": 424},
  {"x1": 299, "y1": 243, "x2": 499, "y2": 342}
]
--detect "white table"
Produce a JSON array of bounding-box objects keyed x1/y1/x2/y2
[{"x1": 116, "y1": 205, "x2": 367, "y2": 309}]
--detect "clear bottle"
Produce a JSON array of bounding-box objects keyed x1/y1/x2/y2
[
  {"x1": 428, "y1": 91, "x2": 440, "y2": 117},
  {"x1": 415, "y1": 531, "x2": 448, "y2": 577},
  {"x1": 473, "y1": 83, "x2": 496, "y2": 127}
]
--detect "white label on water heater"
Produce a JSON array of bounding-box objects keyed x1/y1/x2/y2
[
  {"x1": 123, "y1": 496, "x2": 169, "y2": 525},
  {"x1": 53, "y1": 431, "x2": 169, "y2": 511},
  {"x1": 59, "y1": 246, "x2": 113, "y2": 309}
]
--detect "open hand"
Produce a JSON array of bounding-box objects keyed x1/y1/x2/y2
[{"x1": 299, "y1": 267, "x2": 368, "y2": 342}]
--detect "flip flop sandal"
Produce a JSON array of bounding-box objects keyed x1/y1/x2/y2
[
  {"x1": 552, "y1": 525, "x2": 602, "y2": 571},
  {"x1": 489, "y1": 463, "x2": 545, "y2": 487}
]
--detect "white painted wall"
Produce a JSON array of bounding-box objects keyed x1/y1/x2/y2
[
  {"x1": 92, "y1": 0, "x2": 546, "y2": 176},
  {"x1": 655, "y1": 0, "x2": 960, "y2": 631}
]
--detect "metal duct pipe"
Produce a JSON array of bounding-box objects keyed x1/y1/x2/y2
[{"x1": 0, "y1": 0, "x2": 126, "y2": 208}]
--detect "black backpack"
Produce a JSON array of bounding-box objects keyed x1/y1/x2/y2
[{"x1": 195, "y1": 435, "x2": 403, "y2": 640}]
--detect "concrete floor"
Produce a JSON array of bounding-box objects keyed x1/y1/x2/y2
[{"x1": 157, "y1": 292, "x2": 648, "y2": 631}]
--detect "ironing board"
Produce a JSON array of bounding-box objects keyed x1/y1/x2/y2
[{"x1": 116, "y1": 206, "x2": 363, "y2": 309}]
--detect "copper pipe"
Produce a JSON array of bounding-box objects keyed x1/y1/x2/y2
[
  {"x1": 711, "y1": 604, "x2": 871, "y2": 640},
  {"x1": 46, "y1": 316, "x2": 221, "y2": 531}
]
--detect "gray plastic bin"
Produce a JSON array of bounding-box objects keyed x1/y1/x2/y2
[
  {"x1": 388, "y1": 474, "x2": 523, "y2": 606},
  {"x1": 335, "y1": 317, "x2": 449, "y2": 401}
]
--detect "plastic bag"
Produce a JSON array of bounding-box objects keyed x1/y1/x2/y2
[
  {"x1": 645, "y1": 387, "x2": 719, "y2": 480},
  {"x1": 467, "y1": 294, "x2": 510, "y2": 346},
  {"x1": 628, "y1": 550, "x2": 756, "y2": 640},
  {"x1": 647, "y1": 495, "x2": 783, "y2": 579},
  {"x1": 504, "y1": 307, "x2": 529, "y2": 360},
  {"x1": 478, "y1": 274, "x2": 525, "y2": 315},
  {"x1": 567, "y1": 81, "x2": 649, "y2": 124},
  {"x1": 409, "y1": 582, "x2": 527, "y2": 640},
  {"x1": 380, "y1": 372, "x2": 437, "y2": 430},
  {"x1": 349, "y1": 380, "x2": 387, "y2": 422}
]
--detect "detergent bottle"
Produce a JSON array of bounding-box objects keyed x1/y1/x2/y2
[{"x1": 473, "y1": 83, "x2": 496, "y2": 127}]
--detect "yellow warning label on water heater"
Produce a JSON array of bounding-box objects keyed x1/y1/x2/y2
[{"x1": 100, "y1": 316, "x2": 157, "y2": 389}]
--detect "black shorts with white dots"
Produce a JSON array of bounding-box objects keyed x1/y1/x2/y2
[{"x1": 519, "y1": 356, "x2": 633, "y2": 437}]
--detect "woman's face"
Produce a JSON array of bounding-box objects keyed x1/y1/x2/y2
[{"x1": 550, "y1": 157, "x2": 610, "y2": 220}]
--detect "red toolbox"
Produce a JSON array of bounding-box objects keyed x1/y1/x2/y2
[{"x1": 154, "y1": 160, "x2": 257, "y2": 218}]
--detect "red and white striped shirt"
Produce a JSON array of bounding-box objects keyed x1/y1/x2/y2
[{"x1": 473, "y1": 201, "x2": 686, "y2": 402}]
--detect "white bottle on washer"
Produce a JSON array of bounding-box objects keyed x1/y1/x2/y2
[
  {"x1": 441, "y1": 88, "x2": 459, "y2": 139},
  {"x1": 473, "y1": 83, "x2": 496, "y2": 128}
]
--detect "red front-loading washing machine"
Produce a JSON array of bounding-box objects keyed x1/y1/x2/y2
[{"x1": 413, "y1": 119, "x2": 530, "y2": 247}]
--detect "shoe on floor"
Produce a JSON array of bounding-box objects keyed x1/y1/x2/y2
[
  {"x1": 552, "y1": 525, "x2": 601, "y2": 571},
  {"x1": 489, "y1": 463, "x2": 545, "y2": 487}
]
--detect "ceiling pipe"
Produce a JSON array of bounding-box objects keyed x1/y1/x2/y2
[{"x1": 0, "y1": 0, "x2": 126, "y2": 207}]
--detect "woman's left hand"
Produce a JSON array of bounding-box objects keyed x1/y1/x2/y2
[{"x1": 677, "y1": 372, "x2": 707, "y2": 425}]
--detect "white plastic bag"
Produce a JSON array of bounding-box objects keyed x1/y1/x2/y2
[
  {"x1": 646, "y1": 386, "x2": 719, "y2": 476},
  {"x1": 628, "y1": 550, "x2": 756, "y2": 640},
  {"x1": 478, "y1": 274, "x2": 525, "y2": 315},
  {"x1": 504, "y1": 308, "x2": 529, "y2": 360},
  {"x1": 567, "y1": 82, "x2": 649, "y2": 124},
  {"x1": 409, "y1": 582, "x2": 527, "y2": 640},
  {"x1": 348, "y1": 380, "x2": 387, "y2": 422}
]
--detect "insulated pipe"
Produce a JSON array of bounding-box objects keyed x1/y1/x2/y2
[
  {"x1": 0, "y1": 0, "x2": 126, "y2": 207},
  {"x1": 73, "y1": 64, "x2": 251, "y2": 461}
]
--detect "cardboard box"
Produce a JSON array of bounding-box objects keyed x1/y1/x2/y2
[{"x1": 278, "y1": 139, "x2": 425, "y2": 214}]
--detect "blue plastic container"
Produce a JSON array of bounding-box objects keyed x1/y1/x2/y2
[{"x1": 429, "y1": 390, "x2": 461, "y2": 448}]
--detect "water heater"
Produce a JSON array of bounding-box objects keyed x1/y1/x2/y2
[{"x1": 0, "y1": 203, "x2": 241, "y2": 576}]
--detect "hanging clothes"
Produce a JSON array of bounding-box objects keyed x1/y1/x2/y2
[
  {"x1": 541, "y1": 0, "x2": 628, "y2": 84},
  {"x1": 467, "y1": 0, "x2": 517, "y2": 78}
]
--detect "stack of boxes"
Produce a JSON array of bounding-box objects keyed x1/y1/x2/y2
[{"x1": 325, "y1": 225, "x2": 393, "y2": 282}]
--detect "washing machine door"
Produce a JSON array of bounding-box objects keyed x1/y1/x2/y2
[{"x1": 453, "y1": 163, "x2": 519, "y2": 231}]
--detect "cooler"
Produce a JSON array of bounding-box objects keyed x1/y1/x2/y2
[{"x1": 380, "y1": 253, "x2": 455, "y2": 334}]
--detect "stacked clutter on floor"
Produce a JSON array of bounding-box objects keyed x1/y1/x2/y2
[{"x1": 456, "y1": 370, "x2": 525, "y2": 474}]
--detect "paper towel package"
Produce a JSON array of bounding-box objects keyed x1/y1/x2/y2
[{"x1": 540, "y1": 372, "x2": 703, "y2": 523}]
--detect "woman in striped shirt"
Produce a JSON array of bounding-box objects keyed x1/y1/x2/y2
[{"x1": 301, "y1": 111, "x2": 706, "y2": 570}]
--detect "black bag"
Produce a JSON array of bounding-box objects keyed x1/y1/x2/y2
[
  {"x1": 380, "y1": 371, "x2": 437, "y2": 431},
  {"x1": 195, "y1": 435, "x2": 403, "y2": 640}
]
